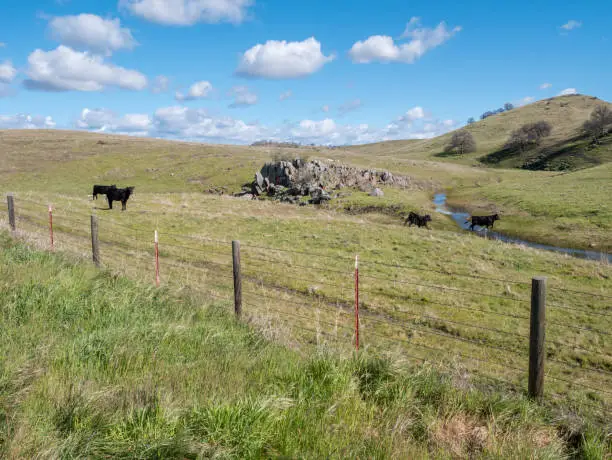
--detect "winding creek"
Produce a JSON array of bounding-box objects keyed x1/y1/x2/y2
[{"x1": 433, "y1": 193, "x2": 612, "y2": 263}]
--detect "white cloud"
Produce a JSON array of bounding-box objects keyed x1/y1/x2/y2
[
  {"x1": 70, "y1": 103, "x2": 456, "y2": 146},
  {"x1": 228, "y1": 85, "x2": 257, "y2": 107},
  {"x1": 400, "y1": 106, "x2": 425, "y2": 122},
  {"x1": 175, "y1": 80, "x2": 213, "y2": 101},
  {"x1": 279, "y1": 90, "x2": 292, "y2": 101},
  {"x1": 349, "y1": 18, "x2": 461, "y2": 64},
  {"x1": 48, "y1": 14, "x2": 137, "y2": 55},
  {"x1": 23, "y1": 46, "x2": 147, "y2": 92},
  {"x1": 122, "y1": 0, "x2": 253, "y2": 26},
  {"x1": 236, "y1": 37, "x2": 335, "y2": 79},
  {"x1": 0, "y1": 113, "x2": 56, "y2": 129},
  {"x1": 0, "y1": 60, "x2": 17, "y2": 83},
  {"x1": 561, "y1": 20, "x2": 582, "y2": 31},
  {"x1": 76, "y1": 108, "x2": 151, "y2": 134},
  {"x1": 516, "y1": 96, "x2": 535, "y2": 106},
  {"x1": 337, "y1": 99, "x2": 362, "y2": 115},
  {"x1": 151, "y1": 75, "x2": 170, "y2": 94},
  {"x1": 321, "y1": 105, "x2": 330, "y2": 113},
  {"x1": 153, "y1": 106, "x2": 269, "y2": 142},
  {"x1": 539, "y1": 82, "x2": 552, "y2": 90},
  {"x1": 558, "y1": 88, "x2": 578, "y2": 96}
]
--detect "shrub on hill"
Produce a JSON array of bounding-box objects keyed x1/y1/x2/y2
[
  {"x1": 582, "y1": 105, "x2": 612, "y2": 143},
  {"x1": 444, "y1": 130, "x2": 477, "y2": 155},
  {"x1": 504, "y1": 121, "x2": 552, "y2": 152}
]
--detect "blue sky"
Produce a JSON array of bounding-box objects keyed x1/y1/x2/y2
[{"x1": 0, "y1": 0, "x2": 609, "y2": 144}]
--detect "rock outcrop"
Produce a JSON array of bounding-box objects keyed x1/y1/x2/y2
[{"x1": 235, "y1": 158, "x2": 415, "y2": 204}]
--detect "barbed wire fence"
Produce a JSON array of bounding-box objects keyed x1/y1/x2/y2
[{"x1": 2, "y1": 193, "x2": 610, "y2": 414}]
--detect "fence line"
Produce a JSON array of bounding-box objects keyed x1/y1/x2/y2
[{"x1": 3, "y1": 194, "x2": 611, "y2": 408}]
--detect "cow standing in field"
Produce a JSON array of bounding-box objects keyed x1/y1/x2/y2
[
  {"x1": 106, "y1": 186, "x2": 135, "y2": 211},
  {"x1": 92, "y1": 185, "x2": 116, "y2": 200},
  {"x1": 405, "y1": 212, "x2": 432, "y2": 228},
  {"x1": 467, "y1": 213, "x2": 500, "y2": 230}
]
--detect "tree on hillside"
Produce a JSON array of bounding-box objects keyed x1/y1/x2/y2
[
  {"x1": 582, "y1": 105, "x2": 612, "y2": 142},
  {"x1": 504, "y1": 121, "x2": 552, "y2": 152},
  {"x1": 467, "y1": 117, "x2": 475, "y2": 125},
  {"x1": 444, "y1": 130, "x2": 477, "y2": 155},
  {"x1": 504, "y1": 102, "x2": 515, "y2": 111}
]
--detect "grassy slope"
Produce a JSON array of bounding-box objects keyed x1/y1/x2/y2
[
  {"x1": 448, "y1": 163, "x2": 612, "y2": 251},
  {"x1": 0, "y1": 235, "x2": 609, "y2": 458},
  {"x1": 342, "y1": 95, "x2": 612, "y2": 168}
]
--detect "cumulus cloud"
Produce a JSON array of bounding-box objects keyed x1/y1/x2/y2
[
  {"x1": 558, "y1": 88, "x2": 578, "y2": 96},
  {"x1": 0, "y1": 60, "x2": 17, "y2": 83},
  {"x1": 0, "y1": 113, "x2": 56, "y2": 129},
  {"x1": 175, "y1": 80, "x2": 213, "y2": 101},
  {"x1": 75, "y1": 108, "x2": 152, "y2": 134},
  {"x1": 561, "y1": 20, "x2": 582, "y2": 31},
  {"x1": 516, "y1": 96, "x2": 535, "y2": 106},
  {"x1": 153, "y1": 106, "x2": 270, "y2": 142},
  {"x1": 399, "y1": 106, "x2": 425, "y2": 122},
  {"x1": 122, "y1": 0, "x2": 253, "y2": 26},
  {"x1": 349, "y1": 18, "x2": 461, "y2": 64},
  {"x1": 539, "y1": 82, "x2": 552, "y2": 90},
  {"x1": 48, "y1": 14, "x2": 137, "y2": 55},
  {"x1": 337, "y1": 99, "x2": 362, "y2": 116},
  {"x1": 236, "y1": 37, "x2": 335, "y2": 79},
  {"x1": 279, "y1": 90, "x2": 292, "y2": 101},
  {"x1": 71, "y1": 103, "x2": 455, "y2": 146},
  {"x1": 228, "y1": 85, "x2": 257, "y2": 107},
  {"x1": 23, "y1": 46, "x2": 147, "y2": 92},
  {"x1": 151, "y1": 75, "x2": 170, "y2": 94}
]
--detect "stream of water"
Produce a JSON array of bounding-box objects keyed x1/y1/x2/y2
[{"x1": 433, "y1": 193, "x2": 611, "y2": 263}]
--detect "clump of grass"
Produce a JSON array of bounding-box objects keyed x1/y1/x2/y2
[{"x1": 1, "y1": 234, "x2": 609, "y2": 458}]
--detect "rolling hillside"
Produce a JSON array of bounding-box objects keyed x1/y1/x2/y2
[{"x1": 343, "y1": 94, "x2": 612, "y2": 171}]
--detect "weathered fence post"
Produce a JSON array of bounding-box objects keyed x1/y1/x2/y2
[
  {"x1": 528, "y1": 276, "x2": 547, "y2": 399},
  {"x1": 7, "y1": 194, "x2": 15, "y2": 232},
  {"x1": 154, "y1": 230, "x2": 160, "y2": 287},
  {"x1": 232, "y1": 240, "x2": 242, "y2": 318},
  {"x1": 90, "y1": 215, "x2": 100, "y2": 268},
  {"x1": 48, "y1": 204, "x2": 54, "y2": 251},
  {"x1": 355, "y1": 255, "x2": 360, "y2": 352}
]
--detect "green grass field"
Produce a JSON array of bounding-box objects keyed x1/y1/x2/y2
[
  {"x1": 1, "y1": 235, "x2": 610, "y2": 458},
  {"x1": 1, "y1": 125, "x2": 610, "y2": 251},
  {"x1": 1, "y1": 115, "x2": 611, "y2": 458}
]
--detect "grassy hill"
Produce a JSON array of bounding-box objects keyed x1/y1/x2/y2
[
  {"x1": 1, "y1": 235, "x2": 609, "y2": 458},
  {"x1": 342, "y1": 95, "x2": 612, "y2": 171},
  {"x1": 1, "y1": 127, "x2": 611, "y2": 251},
  {"x1": 1, "y1": 123, "x2": 611, "y2": 457}
]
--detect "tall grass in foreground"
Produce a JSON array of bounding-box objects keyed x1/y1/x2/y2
[{"x1": 0, "y1": 233, "x2": 609, "y2": 459}]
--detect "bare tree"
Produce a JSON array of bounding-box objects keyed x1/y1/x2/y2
[
  {"x1": 582, "y1": 105, "x2": 612, "y2": 142},
  {"x1": 444, "y1": 130, "x2": 477, "y2": 155},
  {"x1": 505, "y1": 121, "x2": 552, "y2": 152}
]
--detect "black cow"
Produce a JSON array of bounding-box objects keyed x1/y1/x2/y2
[
  {"x1": 92, "y1": 184, "x2": 116, "y2": 200},
  {"x1": 106, "y1": 186, "x2": 135, "y2": 211},
  {"x1": 404, "y1": 212, "x2": 432, "y2": 228},
  {"x1": 467, "y1": 213, "x2": 500, "y2": 230}
]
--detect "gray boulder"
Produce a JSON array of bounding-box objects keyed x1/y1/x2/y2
[{"x1": 370, "y1": 188, "x2": 384, "y2": 197}]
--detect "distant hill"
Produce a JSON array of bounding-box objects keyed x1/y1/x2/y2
[{"x1": 344, "y1": 95, "x2": 612, "y2": 171}]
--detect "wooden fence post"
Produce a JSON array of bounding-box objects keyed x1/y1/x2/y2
[
  {"x1": 232, "y1": 240, "x2": 242, "y2": 318},
  {"x1": 7, "y1": 194, "x2": 15, "y2": 232},
  {"x1": 355, "y1": 255, "x2": 360, "y2": 352},
  {"x1": 528, "y1": 276, "x2": 547, "y2": 399},
  {"x1": 91, "y1": 215, "x2": 100, "y2": 268},
  {"x1": 154, "y1": 230, "x2": 160, "y2": 287},
  {"x1": 48, "y1": 204, "x2": 54, "y2": 251}
]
